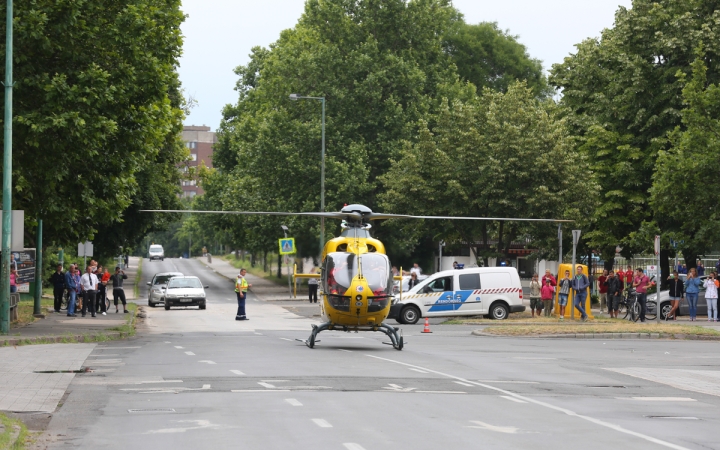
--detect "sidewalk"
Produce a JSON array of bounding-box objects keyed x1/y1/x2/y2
[
  {"x1": 0, "y1": 256, "x2": 142, "y2": 345},
  {"x1": 196, "y1": 256, "x2": 300, "y2": 301}
]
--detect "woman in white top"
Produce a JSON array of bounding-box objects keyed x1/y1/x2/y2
[{"x1": 703, "y1": 272, "x2": 718, "y2": 322}]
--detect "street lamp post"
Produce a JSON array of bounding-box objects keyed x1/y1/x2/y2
[
  {"x1": 1, "y1": 0, "x2": 14, "y2": 334},
  {"x1": 290, "y1": 94, "x2": 325, "y2": 258}
]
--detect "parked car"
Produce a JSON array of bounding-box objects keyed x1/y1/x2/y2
[
  {"x1": 148, "y1": 244, "x2": 165, "y2": 261},
  {"x1": 647, "y1": 275, "x2": 709, "y2": 319},
  {"x1": 147, "y1": 272, "x2": 183, "y2": 307},
  {"x1": 389, "y1": 267, "x2": 525, "y2": 324},
  {"x1": 164, "y1": 276, "x2": 208, "y2": 310},
  {"x1": 392, "y1": 274, "x2": 429, "y2": 294}
]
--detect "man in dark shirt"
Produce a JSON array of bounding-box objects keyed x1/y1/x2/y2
[
  {"x1": 110, "y1": 266, "x2": 129, "y2": 313},
  {"x1": 49, "y1": 264, "x2": 66, "y2": 313}
]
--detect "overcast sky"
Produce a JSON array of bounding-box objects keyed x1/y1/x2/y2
[{"x1": 178, "y1": 0, "x2": 633, "y2": 131}]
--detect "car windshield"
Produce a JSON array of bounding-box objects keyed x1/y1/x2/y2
[
  {"x1": 154, "y1": 275, "x2": 177, "y2": 285},
  {"x1": 167, "y1": 278, "x2": 202, "y2": 289},
  {"x1": 323, "y1": 253, "x2": 392, "y2": 296}
]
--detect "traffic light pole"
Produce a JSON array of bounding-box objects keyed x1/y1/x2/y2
[{"x1": 1, "y1": 0, "x2": 14, "y2": 334}]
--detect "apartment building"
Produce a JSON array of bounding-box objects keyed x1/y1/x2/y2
[{"x1": 180, "y1": 125, "x2": 216, "y2": 197}]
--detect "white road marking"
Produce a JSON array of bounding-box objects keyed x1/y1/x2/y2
[
  {"x1": 164, "y1": 341, "x2": 171, "y2": 343},
  {"x1": 285, "y1": 398, "x2": 302, "y2": 406},
  {"x1": 500, "y1": 395, "x2": 527, "y2": 403},
  {"x1": 230, "y1": 370, "x2": 245, "y2": 375},
  {"x1": 621, "y1": 397, "x2": 696, "y2": 402},
  {"x1": 454, "y1": 381, "x2": 473, "y2": 387},
  {"x1": 338, "y1": 349, "x2": 353, "y2": 353},
  {"x1": 466, "y1": 420, "x2": 519, "y2": 434},
  {"x1": 231, "y1": 390, "x2": 291, "y2": 392},
  {"x1": 88, "y1": 354, "x2": 120, "y2": 357},
  {"x1": 366, "y1": 355, "x2": 692, "y2": 450},
  {"x1": 415, "y1": 391, "x2": 466, "y2": 394},
  {"x1": 409, "y1": 368, "x2": 429, "y2": 374},
  {"x1": 382, "y1": 384, "x2": 416, "y2": 392},
  {"x1": 280, "y1": 338, "x2": 293, "y2": 341},
  {"x1": 174, "y1": 346, "x2": 183, "y2": 349},
  {"x1": 254, "y1": 332, "x2": 263, "y2": 335},
  {"x1": 477, "y1": 380, "x2": 539, "y2": 384},
  {"x1": 258, "y1": 382, "x2": 276, "y2": 389},
  {"x1": 184, "y1": 351, "x2": 195, "y2": 356},
  {"x1": 121, "y1": 384, "x2": 210, "y2": 393},
  {"x1": 145, "y1": 419, "x2": 225, "y2": 434},
  {"x1": 312, "y1": 418, "x2": 332, "y2": 428},
  {"x1": 261, "y1": 380, "x2": 289, "y2": 382},
  {"x1": 138, "y1": 380, "x2": 183, "y2": 384},
  {"x1": 343, "y1": 444, "x2": 366, "y2": 450},
  {"x1": 198, "y1": 360, "x2": 217, "y2": 365}
]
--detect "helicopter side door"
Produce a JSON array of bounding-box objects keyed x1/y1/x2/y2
[
  {"x1": 452, "y1": 272, "x2": 483, "y2": 314},
  {"x1": 422, "y1": 276, "x2": 455, "y2": 316}
]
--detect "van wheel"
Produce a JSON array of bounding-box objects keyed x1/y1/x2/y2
[
  {"x1": 164, "y1": 302, "x2": 170, "y2": 311},
  {"x1": 400, "y1": 306, "x2": 420, "y2": 325},
  {"x1": 490, "y1": 303, "x2": 509, "y2": 320}
]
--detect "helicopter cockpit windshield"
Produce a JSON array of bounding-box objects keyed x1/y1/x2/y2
[{"x1": 323, "y1": 253, "x2": 393, "y2": 312}]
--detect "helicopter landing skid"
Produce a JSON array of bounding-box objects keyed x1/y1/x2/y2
[{"x1": 297, "y1": 322, "x2": 404, "y2": 350}]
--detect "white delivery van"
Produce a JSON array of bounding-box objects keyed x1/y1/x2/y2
[
  {"x1": 388, "y1": 267, "x2": 525, "y2": 324},
  {"x1": 148, "y1": 244, "x2": 165, "y2": 261}
]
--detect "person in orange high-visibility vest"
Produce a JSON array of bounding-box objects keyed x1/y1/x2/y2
[{"x1": 235, "y1": 268, "x2": 252, "y2": 321}]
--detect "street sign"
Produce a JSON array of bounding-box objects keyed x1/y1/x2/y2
[
  {"x1": 0, "y1": 210, "x2": 24, "y2": 250},
  {"x1": 572, "y1": 230, "x2": 581, "y2": 246},
  {"x1": 278, "y1": 238, "x2": 295, "y2": 255},
  {"x1": 654, "y1": 235, "x2": 660, "y2": 256},
  {"x1": 78, "y1": 241, "x2": 93, "y2": 257}
]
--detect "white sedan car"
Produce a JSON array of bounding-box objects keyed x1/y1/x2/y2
[{"x1": 164, "y1": 276, "x2": 208, "y2": 310}]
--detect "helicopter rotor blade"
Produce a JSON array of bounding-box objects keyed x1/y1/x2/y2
[
  {"x1": 140, "y1": 210, "x2": 362, "y2": 220},
  {"x1": 367, "y1": 213, "x2": 573, "y2": 223}
]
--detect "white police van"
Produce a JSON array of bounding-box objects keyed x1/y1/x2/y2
[{"x1": 388, "y1": 267, "x2": 525, "y2": 324}]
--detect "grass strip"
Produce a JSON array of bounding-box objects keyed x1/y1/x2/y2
[
  {"x1": 482, "y1": 322, "x2": 720, "y2": 337},
  {"x1": 0, "y1": 412, "x2": 28, "y2": 449},
  {"x1": 133, "y1": 258, "x2": 143, "y2": 299},
  {"x1": 442, "y1": 311, "x2": 617, "y2": 325},
  {"x1": 14, "y1": 299, "x2": 54, "y2": 326}
]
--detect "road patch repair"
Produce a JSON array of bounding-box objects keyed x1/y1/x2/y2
[{"x1": 0, "y1": 343, "x2": 95, "y2": 412}]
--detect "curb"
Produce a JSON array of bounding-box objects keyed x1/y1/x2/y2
[
  {"x1": 0, "y1": 331, "x2": 133, "y2": 346},
  {"x1": 471, "y1": 330, "x2": 720, "y2": 341}
]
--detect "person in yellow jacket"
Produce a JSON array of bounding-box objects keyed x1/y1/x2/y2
[{"x1": 235, "y1": 268, "x2": 252, "y2": 321}]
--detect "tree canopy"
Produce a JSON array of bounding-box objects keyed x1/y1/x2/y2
[
  {"x1": 0, "y1": 0, "x2": 186, "y2": 255},
  {"x1": 550, "y1": 0, "x2": 720, "y2": 264}
]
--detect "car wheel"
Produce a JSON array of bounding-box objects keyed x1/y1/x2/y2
[
  {"x1": 148, "y1": 300, "x2": 155, "y2": 307},
  {"x1": 400, "y1": 305, "x2": 420, "y2": 325},
  {"x1": 660, "y1": 302, "x2": 673, "y2": 320},
  {"x1": 164, "y1": 302, "x2": 170, "y2": 310},
  {"x1": 490, "y1": 302, "x2": 509, "y2": 320},
  {"x1": 199, "y1": 303, "x2": 206, "y2": 310}
]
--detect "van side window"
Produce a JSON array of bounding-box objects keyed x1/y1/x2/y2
[
  {"x1": 425, "y1": 276, "x2": 453, "y2": 293},
  {"x1": 480, "y1": 273, "x2": 513, "y2": 289},
  {"x1": 458, "y1": 273, "x2": 481, "y2": 290}
]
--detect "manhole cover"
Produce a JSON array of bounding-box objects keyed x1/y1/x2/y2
[{"x1": 128, "y1": 408, "x2": 176, "y2": 413}]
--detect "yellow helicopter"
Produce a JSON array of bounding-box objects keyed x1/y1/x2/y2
[{"x1": 143, "y1": 204, "x2": 570, "y2": 350}]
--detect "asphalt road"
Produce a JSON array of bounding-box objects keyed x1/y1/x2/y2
[{"x1": 38, "y1": 258, "x2": 720, "y2": 450}]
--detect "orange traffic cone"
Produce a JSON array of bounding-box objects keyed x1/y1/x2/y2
[{"x1": 421, "y1": 317, "x2": 432, "y2": 333}]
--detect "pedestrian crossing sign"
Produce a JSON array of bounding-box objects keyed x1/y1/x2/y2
[{"x1": 279, "y1": 238, "x2": 296, "y2": 255}]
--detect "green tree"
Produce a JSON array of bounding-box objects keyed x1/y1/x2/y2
[
  {"x1": 0, "y1": 0, "x2": 186, "y2": 252},
  {"x1": 211, "y1": 0, "x2": 467, "y2": 257},
  {"x1": 550, "y1": 0, "x2": 720, "y2": 267},
  {"x1": 379, "y1": 82, "x2": 592, "y2": 265},
  {"x1": 444, "y1": 21, "x2": 550, "y2": 98},
  {"x1": 651, "y1": 51, "x2": 720, "y2": 264}
]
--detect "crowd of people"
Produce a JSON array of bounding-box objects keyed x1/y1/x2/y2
[{"x1": 49, "y1": 261, "x2": 129, "y2": 317}]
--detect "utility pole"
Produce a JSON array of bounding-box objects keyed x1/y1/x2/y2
[
  {"x1": 571, "y1": 230, "x2": 581, "y2": 320},
  {"x1": 0, "y1": 0, "x2": 14, "y2": 334},
  {"x1": 33, "y1": 220, "x2": 42, "y2": 316}
]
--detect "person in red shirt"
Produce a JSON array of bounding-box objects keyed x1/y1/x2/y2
[
  {"x1": 624, "y1": 266, "x2": 634, "y2": 285},
  {"x1": 633, "y1": 268, "x2": 650, "y2": 322},
  {"x1": 598, "y1": 269, "x2": 609, "y2": 313}
]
